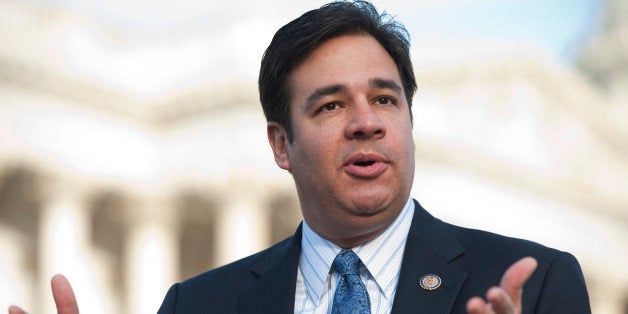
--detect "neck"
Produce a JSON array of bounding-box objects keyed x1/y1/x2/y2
[
  {"x1": 304, "y1": 202, "x2": 407, "y2": 249},
  {"x1": 326, "y1": 227, "x2": 388, "y2": 249}
]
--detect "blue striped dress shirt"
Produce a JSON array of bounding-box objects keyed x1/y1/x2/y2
[{"x1": 294, "y1": 198, "x2": 415, "y2": 313}]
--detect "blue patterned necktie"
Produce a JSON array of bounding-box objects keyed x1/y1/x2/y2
[{"x1": 331, "y1": 250, "x2": 371, "y2": 314}]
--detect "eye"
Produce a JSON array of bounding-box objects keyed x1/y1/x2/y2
[
  {"x1": 375, "y1": 96, "x2": 396, "y2": 105},
  {"x1": 322, "y1": 102, "x2": 339, "y2": 112},
  {"x1": 314, "y1": 101, "x2": 342, "y2": 116}
]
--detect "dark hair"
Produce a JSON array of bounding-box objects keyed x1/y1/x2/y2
[{"x1": 259, "y1": 0, "x2": 416, "y2": 142}]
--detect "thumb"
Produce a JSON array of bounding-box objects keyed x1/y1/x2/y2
[{"x1": 8, "y1": 305, "x2": 27, "y2": 314}]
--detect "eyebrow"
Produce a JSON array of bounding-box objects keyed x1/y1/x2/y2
[
  {"x1": 303, "y1": 78, "x2": 403, "y2": 109},
  {"x1": 305, "y1": 84, "x2": 346, "y2": 108},
  {"x1": 370, "y1": 78, "x2": 402, "y2": 94}
]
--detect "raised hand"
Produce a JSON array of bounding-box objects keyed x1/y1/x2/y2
[
  {"x1": 466, "y1": 256, "x2": 538, "y2": 314},
  {"x1": 8, "y1": 274, "x2": 79, "y2": 314}
]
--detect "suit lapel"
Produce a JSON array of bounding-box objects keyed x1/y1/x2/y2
[
  {"x1": 236, "y1": 201, "x2": 468, "y2": 313},
  {"x1": 391, "y1": 200, "x2": 468, "y2": 314},
  {"x1": 238, "y1": 224, "x2": 302, "y2": 314}
]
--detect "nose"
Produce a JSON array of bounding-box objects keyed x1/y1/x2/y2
[{"x1": 345, "y1": 103, "x2": 386, "y2": 140}]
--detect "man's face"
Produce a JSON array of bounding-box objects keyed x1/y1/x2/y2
[{"x1": 267, "y1": 35, "x2": 415, "y2": 245}]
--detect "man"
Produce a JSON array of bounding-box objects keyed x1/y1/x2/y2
[
  {"x1": 158, "y1": 1, "x2": 590, "y2": 313},
  {"x1": 9, "y1": 1, "x2": 590, "y2": 314}
]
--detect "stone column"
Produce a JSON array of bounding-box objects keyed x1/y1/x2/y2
[
  {"x1": 214, "y1": 183, "x2": 270, "y2": 266},
  {"x1": 0, "y1": 227, "x2": 33, "y2": 312},
  {"x1": 38, "y1": 181, "x2": 110, "y2": 314},
  {"x1": 588, "y1": 274, "x2": 627, "y2": 314},
  {"x1": 125, "y1": 194, "x2": 178, "y2": 314}
]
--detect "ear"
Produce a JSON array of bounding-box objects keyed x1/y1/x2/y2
[{"x1": 267, "y1": 122, "x2": 291, "y2": 171}]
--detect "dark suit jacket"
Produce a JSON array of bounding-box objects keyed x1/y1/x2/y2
[{"x1": 158, "y1": 200, "x2": 591, "y2": 313}]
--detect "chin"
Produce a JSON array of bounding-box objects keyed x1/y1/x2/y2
[{"x1": 346, "y1": 194, "x2": 394, "y2": 216}]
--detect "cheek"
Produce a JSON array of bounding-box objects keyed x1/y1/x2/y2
[
  {"x1": 307, "y1": 141, "x2": 338, "y2": 166},
  {"x1": 407, "y1": 134, "x2": 416, "y2": 154},
  {"x1": 391, "y1": 128, "x2": 416, "y2": 167},
  {"x1": 292, "y1": 142, "x2": 342, "y2": 182},
  {"x1": 299, "y1": 125, "x2": 340, "y2": 153}
]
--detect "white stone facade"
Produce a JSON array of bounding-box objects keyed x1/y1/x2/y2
[{"x1": 0, "y1": 0, "x2": 627, "y2": 313}]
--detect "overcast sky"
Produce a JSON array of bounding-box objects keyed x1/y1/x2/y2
[
  {"x1": 42, "y1": 0, "x2": 599, "y2": 56},
  {"x1": 35, "y1": 0, "x2": 601, "y2": 97}
]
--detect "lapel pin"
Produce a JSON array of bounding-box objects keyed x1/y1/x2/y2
[{"x1": 419, "y1": 274, "x2": 442, "y2": 291}]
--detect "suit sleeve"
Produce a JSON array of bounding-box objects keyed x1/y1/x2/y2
[
  {"x1": 533, "y1": 252, "x2": 591, "y2": 314},
  {"x1": 157, "y1": 283, "x2": 179, "y2": 314}
]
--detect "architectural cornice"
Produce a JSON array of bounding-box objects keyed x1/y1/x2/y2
[
  {"x1": 418, "y1": 58, "x2": 628, "y2": 159},
  {"x1": 0, "y1": 54, "x2": 260, "y2": 128},
  {"x1": 415, "y1": 137, "x2": 628, "y2": 222}
]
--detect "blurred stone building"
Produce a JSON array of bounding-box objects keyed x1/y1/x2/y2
[{"x1": 0, "y1": 0, "x2": 626, "y2": 313}]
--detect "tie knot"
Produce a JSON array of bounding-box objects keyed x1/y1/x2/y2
[{"x1": 332, "y1": 250, "x2": 361, "y2": 276}]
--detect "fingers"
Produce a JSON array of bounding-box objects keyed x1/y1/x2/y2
[
  {"x1": 466, "y1": 257, "x2": 538, "y2": 314},
  {"x1": 466, "y1": 296, "x2": 491, "y2": 314},
  {"x1": 51, "y1": 274, "x2": 79, "y2": 314},
  {"x1": 466, "y1": 287, "x2": 516, "y2": 314},
  {"x1": 499, "y1": 256, "x2": 537, "y2": 309},
  {"x1": 486, "y1": 287, "x2": 515, "y2": 314},
  {"x1": 8, "y1": 274, "x2": 79, "y2": 314},
  {"x1": 8, "y1": 305, "x2": 27, "y2": 314}
]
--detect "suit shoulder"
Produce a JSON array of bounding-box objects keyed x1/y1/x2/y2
[
  {"x1": 158, "y1": 235, "x2": 299, "y2": 313},
  {"x1": 170, "y1": 236, "x2": 295, "y2": 303},
  {"x1": 440, "y1": 225, "x2": 589, "y2": 313},
  {"x1": 451, "y1": 224, "x2": 565, "y2": 260},
  {"x1": 452, "y1": 225, "x2": 590, "y2": 312},
  {"x1": 445, "y1": 223, "x2": 587, "y2": 284}
]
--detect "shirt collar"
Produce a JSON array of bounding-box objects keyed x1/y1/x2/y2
[{"x1": 300, "y1": 198, "x2": 415, "y2": 305}]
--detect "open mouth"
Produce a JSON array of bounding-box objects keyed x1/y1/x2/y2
[
  {"x1": 354, "y1": 160, "x2": 376, "y2": 167},
  {"x1": 343, "y1": 153, "x2": 387, "y2": 178}
]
